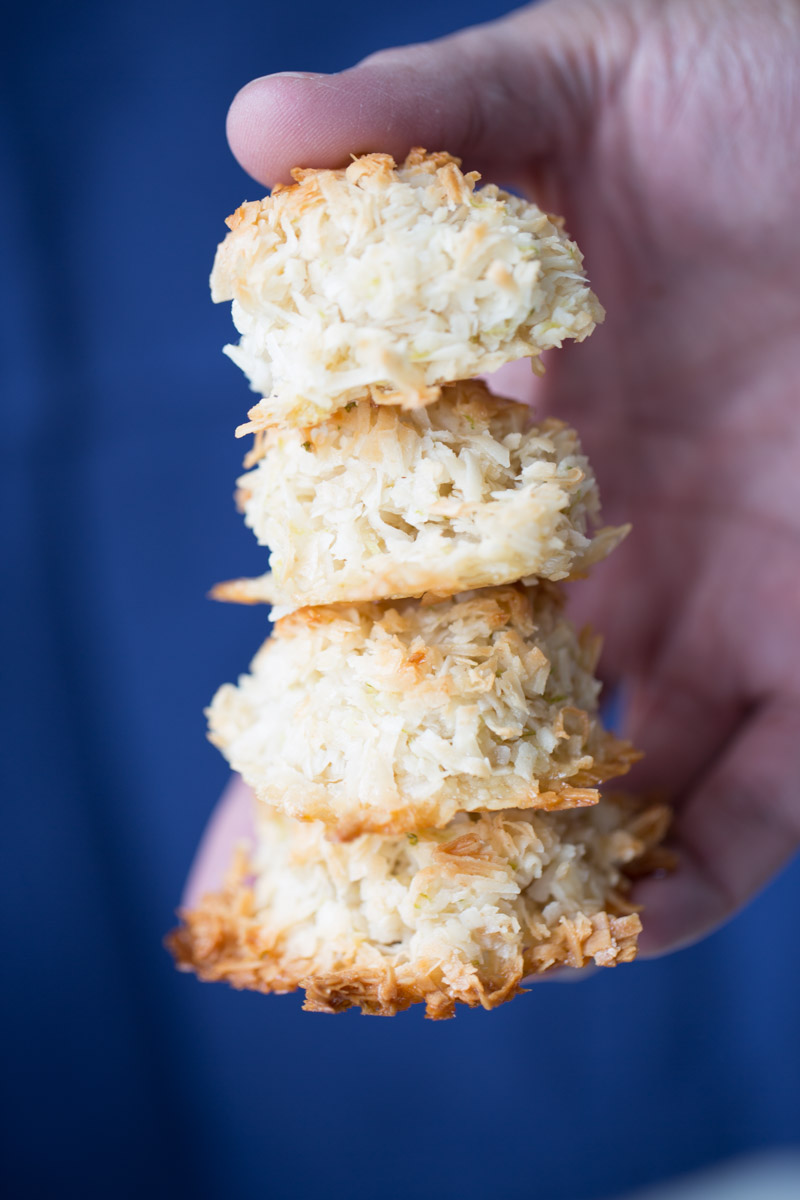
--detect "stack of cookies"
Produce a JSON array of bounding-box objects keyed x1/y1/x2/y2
[{"x1": 170, "y1": 150, "x2": 669, "y2": 1018}]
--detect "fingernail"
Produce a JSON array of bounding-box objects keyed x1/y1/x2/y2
[{"x1": 266, "y1": 71, "x2": 325, "y2": 80}]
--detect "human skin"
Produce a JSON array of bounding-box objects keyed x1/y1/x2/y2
[{"x1": 184, "y1": 0, "x2": 800, "y2": 956}]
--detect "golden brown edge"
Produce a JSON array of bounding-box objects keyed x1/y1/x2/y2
[
  {"x1": 167, "y1": 800, "x2": 673, "y2": 1019},
  {"x1": 274, "y1": 727, "x2": 642, "y2": 843}
]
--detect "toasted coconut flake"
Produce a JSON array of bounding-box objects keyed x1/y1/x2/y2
[
  {"x1": 169, "y1": 795, "x2": 670, "y2": 1018},
  {"x1": 206, "y1": 584, "x2": 639, "y2": 838},
  {"x1": 211, "y1": 150, "x2": 603, "y2": 428}
]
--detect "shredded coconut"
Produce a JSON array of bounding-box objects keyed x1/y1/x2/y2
[
  {"x1": 211, "y1": 149, "x2": 603, "y2": 428},
  {"x1": 169, "y1": 796, "x2": 671, "y2": 1017},
  {"x1": 206, "y1": 585, "x2": 638, "y2": 838},
  {"x1": 225, "y1": 380, "x2": 627, "y2": 608}
]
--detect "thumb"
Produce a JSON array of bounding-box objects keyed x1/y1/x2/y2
[{"x1": 225, "y1": 0, "x2": 626, "y2": 187}]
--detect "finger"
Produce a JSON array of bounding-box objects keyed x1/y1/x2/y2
[
  {"x1": 181, "y1": 775, "x2": 255, "y2": 908},
  {"x1": 225, "y1": 1, "x2": 616, "y2": 187},
  {"x1": 635, "y1": 694, "x2": 800, "y2": 955},
  {"x1": 622, "y1": 673, "x2": 744, "y2": 800}
]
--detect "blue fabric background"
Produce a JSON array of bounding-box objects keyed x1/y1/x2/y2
[{"x1": 2, "y1": 2, "x2": 798, "y2": 1197}]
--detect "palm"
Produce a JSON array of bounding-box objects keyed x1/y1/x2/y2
[
  {"x1": 514, "y1": 1, "x2": 800, "y2": 944},
  {"x1": 533, "y1": 1, "x2": 800, "y2": 677}
]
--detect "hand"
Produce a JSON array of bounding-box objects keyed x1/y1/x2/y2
[{"x1": 186, "y1": 0, "x2": 800, "y2": 956}]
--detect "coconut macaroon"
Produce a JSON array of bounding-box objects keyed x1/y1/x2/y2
[
  {"x1": 211, "y1": 148, "x2": 604, "y2": 430},
  {"x1": 169, "y1": 796, "x2": 671, "y2": 1019},
  {"x1": 207, "y1": 585, "x2": 638, "y2": 840},
  {"x1": 214, "y1": 380, "x2": 627, "y2": 610}
]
